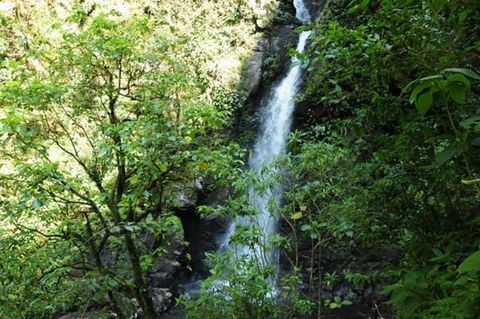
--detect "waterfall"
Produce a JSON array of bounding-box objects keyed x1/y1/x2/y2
[
  {"x1": 221, "y1": 1, "x2": 312, "y2": 268},
  {"x1": 294, "y1": 0, "x2": 311, "y2": 22}
]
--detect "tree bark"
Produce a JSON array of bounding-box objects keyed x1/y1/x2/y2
[{"x1": 124, "y1": 232, "x2": 156, "y2": 319}]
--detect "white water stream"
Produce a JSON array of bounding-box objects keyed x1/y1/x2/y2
[{"x1": 221, "y1": 1, "x2": 311, "y2": 269}]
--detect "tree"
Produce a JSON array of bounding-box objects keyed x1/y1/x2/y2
[{"x1": 0, "y1": 12, "x2": 241, "y2": 318}]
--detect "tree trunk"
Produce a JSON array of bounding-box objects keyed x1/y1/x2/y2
[
  {"x1": 82, "y1": 211, "x2": 126, "y2": 318},
  {"x1": 124, "y1": 232, "x2": 156, "y2": 319}
]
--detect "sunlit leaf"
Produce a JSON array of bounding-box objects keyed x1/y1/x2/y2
[{"x1": 291, "y1": 212, "x2": 303, "y2": 220}]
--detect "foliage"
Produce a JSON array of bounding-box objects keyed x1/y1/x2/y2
[
  {"x1": 3, "y1": 0, "x2": 480, "y2": 318},
  {"x1": 179, "y1": 253, "x2": 278, "y2": 319},
  {"x1": 0, "y1": 2, "x2": 247, "y2": 318},
  {"x1": 287, "y1": 0, "x2": 480, "y2": 317},
  {"x1": 179, "y1": 1, "x2": 480, "y2": 317},
  {"x1": 180, "y1": 160, "x2": 315, "y2": 318}
]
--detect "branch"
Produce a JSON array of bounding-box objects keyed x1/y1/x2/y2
[{"x1": 11, "y1": 219, "x2": 65, "y2": 240}]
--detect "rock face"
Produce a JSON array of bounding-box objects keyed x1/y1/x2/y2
[
  {"x1": 263, "y1": 25, "x2": 300, "y2": 82},
  {"x1": 152, "y1": 288, "x2": 174, "y2": 313},
  {"x1": 241, "y1": 39, "x2": 268, "y2": 99},
  {"x1": 147, "y1": 233, "x2": 184, "y2": 288},
  {"x1": 175, "y1": 186, "x2": 231, "y2": 279},
  {"x1": 239, "y1": 23, "x2": 300, "y2": 101},
  {"x1": 305, "y1": 0, "x2": 331, "y2": 20},
  {"x1": 172, "y1": 179, "x2": 203, "y2": 210},
  {"x1": 134, "y1": 288, "x2": 175, "y2": 319}
]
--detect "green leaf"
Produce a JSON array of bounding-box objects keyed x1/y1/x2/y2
[
  {"x1": 444, "y1": 68, "x2": 480, "y2": 81},
  {"x1": 129, "y1": 175, "x2": 139, "y2": 184},
  {"x1": 460, "y1": 115, "x2": 480, "y2": 129},
  {"x1": 435, "y1": 145, "x2": 462, "y2": 166},
  {"x1": 410, "y1": 83, "x2": 428, "y2": 103},
  {"x1": 410, "y1": 81, "x2": 437, "y2": 114},
  {"x1": 446, "y1": 74, "x2": 470, "y2": 103},
  {"x1": 145, "y1": 214, "x2": 153, "y2": 224},
  {"x1": 347, "y1": 0, "x2": 371, "y2": 14},
  {"x1": 447, "y1": 73, "x2": 471, "y2": 88},
  {"x1": 301, "y1": 224, "x2": 311, "y2": 231},
  {"x1": 291, "y1": 212, "x2": 303, "y2": 220},
  {"x1": 329, "y1": 302, "x2": 340, "y2": 309},
  {"x1": 140, "y1": 254, "x2": 154, "y2": 271},
  {"x1": 458, "y1": 250, "x2": 480, "y2": 273},
  {"x1": 342, "y1": 300, "x2": 353, "y2": 306},
  {"x1": 33, "y1": 199, "x2": 42, "y2": 209},
  {"x1": 461, "y1": 178, "x2": 480, "y2": 185},
  {"x1": 404, "y1": 75, "x2": 442, "y2": 95},
  {"x1": 447, "y1": 82, "x2": 467, "y2": 103},
  {"x1": 415, "y1": 88, "x2": 434, "y2": 114},
  {"x1": 418, "y1": 75, "x2": 444, "y2": 82}
]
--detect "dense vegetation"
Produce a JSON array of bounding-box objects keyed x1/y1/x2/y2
[
  {"x1": 293, "y1": 0, "x2": 480, "y2": 317},
  {"x1": 0, "y1": 0, "x2": 270, "y2": 317},
  {"x1": 1, "y1": 0, "x2": 480, "y2": 318}
]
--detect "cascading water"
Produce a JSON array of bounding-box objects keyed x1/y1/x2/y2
[
  {"x1": 179, "y1": 0, "x2": 312, "y2": 298},
  {"x1": 294, "y1": 0, "x2": 311, "y2": 22},
  {"x1": 221, "y1": 1, "x2": 312, "y2": 268}
]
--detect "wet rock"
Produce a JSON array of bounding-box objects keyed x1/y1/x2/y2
[
  {"x1": 176, "y1": 210, "x2": 229, "y2": 277},
  {"x1": 173, "y1": 179, "x2": 203, "y2": 210},
  {"x1": 152, "y1": 288, "x2": 174, "y2": 313},
  {"x1": 202, "y1": 187, "x2": 231, "y2": 207},
  {"x1": 159, "y1": 307, "x2": 186, "y2": 319},
  {"x1": 305, "y1": 0, "x2": 331, "y2": 20},
  {"x1": 239, "y1": 21, "x2": 300, "y2": 101},
  {"x1": 147, "y1": 233, "x2": 184, "y2": 288},
  {"x1": 150, "y1": 271, "x2": 173, "y2": 286},
  {"x1": 240, "y1": 38, "x2": 267, "y2": 99},
  {"x1": 259, "y1": 25, "x2": 299, "y2": 86},
  {"x1": 174, "y1": 184, "x2": 232, "y2": 280}
]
